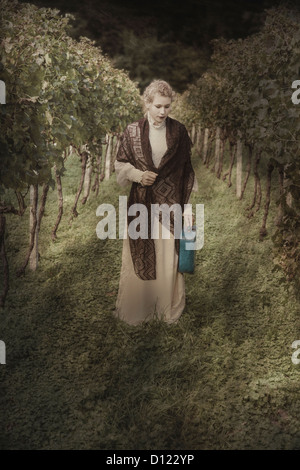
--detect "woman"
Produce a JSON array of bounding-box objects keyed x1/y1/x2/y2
[{"x1": 114, "y1": 79, "x2": 197, "y2": 325}]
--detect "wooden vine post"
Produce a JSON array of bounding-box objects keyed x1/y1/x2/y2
[
  {"x1": 110, "y1": 135, "x2": 120, "y2": 175},
  {"x1": 202, "y1": 128, "x2": 209, "y2": 163},
  {"x1": 91, "y1": 146, "x2": 103, "y2": 197},
  {"x1": 52, "y1": 165, "x2": 64, "y2": 241},
  {"x1": 196, "y1": 124, "x2": 202, "y2": 153},
  {"x1": 284, "y1": 164, "x2": 293, "y2": 209},
  {"x1": 213, "y1": 127, "x2": 221, "y2": 174},
  {"x1": 191, "y1": 123, "x2": 196, "y2": 145},
  {"x1": 82, "y1": 154, "x2": 93, "y2": 204},
  {"x1": 29, "y1": 184, "x2": 39, "y2": 271},
  {"x1": 105, "y1": 134, "x2": 113, "y2": 181}
]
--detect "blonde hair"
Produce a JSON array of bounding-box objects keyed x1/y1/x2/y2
[{"x1": 142, "y1": 79, "x2": 176, "y2": 108}]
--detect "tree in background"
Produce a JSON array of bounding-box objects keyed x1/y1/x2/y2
[{"x1": 16, "y1": 0, "x2": 284, "y2": 92}]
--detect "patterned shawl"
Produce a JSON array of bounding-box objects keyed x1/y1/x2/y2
[{"x1": 116, "y1": 115, "x2": 195, "y2": 280}]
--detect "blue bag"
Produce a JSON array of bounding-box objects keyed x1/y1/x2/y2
[{"x1": 178, "y1": 225, "x2": 196, "y2": 274}]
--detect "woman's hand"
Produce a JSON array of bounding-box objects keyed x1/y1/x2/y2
[
  {"x1": 183, "y1": 212, "x2": 195, "y2": 231},
  {"x1": 141, "y1": 171, "x2": 158, "y2": 186},
  {"x1": 183, "y1": 213, "x2": 193, "y2": 231}
]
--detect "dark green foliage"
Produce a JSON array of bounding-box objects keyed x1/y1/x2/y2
[{"x1": 18, "y1": 0, "x2": 281, "y2": 92}]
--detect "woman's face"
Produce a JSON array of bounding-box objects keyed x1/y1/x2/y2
[{"x1": 146, "y1": 93, "x2": 172, "y2": 125}]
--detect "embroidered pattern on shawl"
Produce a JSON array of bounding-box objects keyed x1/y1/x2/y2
[{"x1": 116, "y1": 116, "x2": 195, "y2": 280}]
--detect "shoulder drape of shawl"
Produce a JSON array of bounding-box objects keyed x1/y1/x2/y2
[{"x1": 116, "y1": 116, "x2": 195, "y2": 280}]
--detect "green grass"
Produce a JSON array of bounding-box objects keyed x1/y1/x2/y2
[{"x1": 1, "y1": 147, "x2": 300, "y2": 450}]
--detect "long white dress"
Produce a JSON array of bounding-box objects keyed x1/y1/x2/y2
[{"x1": 113, "y1": 113, "x2": 197, "y2": 325}]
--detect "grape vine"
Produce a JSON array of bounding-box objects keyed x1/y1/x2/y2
[
  {"x1": 172, "y1": 5, "x2": 300, "y2": 285},
  {"x1": 0, "y1": 0, "x2": 142, "y2": 306}
]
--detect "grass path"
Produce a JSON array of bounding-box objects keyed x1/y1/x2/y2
[{"x1": 1, "y1": 149, "x2": 300, "y2": 450}]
